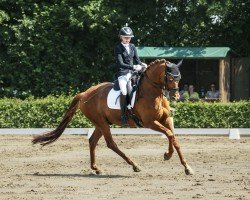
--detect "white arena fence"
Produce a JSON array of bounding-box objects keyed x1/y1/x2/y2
[{"x1": 0, "y1": 128, "x2": 249, "y2": 140}]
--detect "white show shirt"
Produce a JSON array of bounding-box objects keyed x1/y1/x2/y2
[{"x1": 122, "y1": 43, "x2": 130, "y2": 54}]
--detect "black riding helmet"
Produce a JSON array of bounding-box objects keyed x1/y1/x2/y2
[{"x1": 119, "y1": 27, "x2": 134, "y2": 37}]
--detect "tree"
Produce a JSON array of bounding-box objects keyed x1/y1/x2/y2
[{"x1": 0, "y1": 0, "x2": 249, "y2": 98}]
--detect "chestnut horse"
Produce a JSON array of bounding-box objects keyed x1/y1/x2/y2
[{"x1": 32, "y1": 59, "x2": 194, "y2": 175}]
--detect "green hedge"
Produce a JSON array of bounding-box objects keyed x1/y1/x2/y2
[
  {"x1": 172, "y1": 101, "x2": 250, "y2": 128},
  {"x1": 0, "y1": 96, "x2": 249, "y2": 128},
  {"x1": 0, "y1": 96, "x2": 92, "y2": 128}
]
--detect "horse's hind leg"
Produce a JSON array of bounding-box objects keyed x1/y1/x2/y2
[
  {"x1": 101, "y1": 125, "x2": 141, "y2": 172},
  {"x1": 89, "y1": 128, "x2": 103, "y2": 174}
]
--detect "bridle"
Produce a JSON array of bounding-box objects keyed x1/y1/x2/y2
[{"x1": 143, "y1": 63, "x2": 181, "y2": 94}]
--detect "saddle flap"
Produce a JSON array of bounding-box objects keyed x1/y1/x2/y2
[{"x1": 107, "y1": 88, "x2": 137, "y2": 110}]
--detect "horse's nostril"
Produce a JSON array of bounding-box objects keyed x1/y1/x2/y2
[{"x1": 170, "y1": 96, "x2": 177, "y2": 101}]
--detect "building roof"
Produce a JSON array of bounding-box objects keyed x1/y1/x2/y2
[{"x1": 136, "y1": 47, "x2": 231, "y2": 59}]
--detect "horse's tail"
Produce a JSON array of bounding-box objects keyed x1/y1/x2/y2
[{"x1": 32, "y1": 94, "x2": 82, "y2": 146}]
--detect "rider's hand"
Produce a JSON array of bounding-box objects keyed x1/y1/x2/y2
[
  {"x1": 141, "y1": 62, "x2": 148, "y2": 69},
  {"x1": 133, "y1": 65, "x2": 142, "y2": 71}
]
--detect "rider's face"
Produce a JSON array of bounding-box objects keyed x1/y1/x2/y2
[{"x1": 121, "y1": 36, "x2": 131, "y2": 44}]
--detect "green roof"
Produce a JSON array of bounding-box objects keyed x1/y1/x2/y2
[{"x1": 136, "y1": 47, "x2": 231, "y2": 59}]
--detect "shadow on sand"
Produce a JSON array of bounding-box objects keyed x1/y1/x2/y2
[{"x1": 27, "y1": 172, "x2": 130, "y2": 179}]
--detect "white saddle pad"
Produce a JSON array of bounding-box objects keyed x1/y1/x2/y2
[{"x1": 107, "y1": 89, "x2": 136, "y2": 109}]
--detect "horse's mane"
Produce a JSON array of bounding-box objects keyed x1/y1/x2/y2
[{"x1": 147, "y1": 59, "x2": 166, "y2": 69}]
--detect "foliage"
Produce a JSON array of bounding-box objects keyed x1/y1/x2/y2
[
  {"x1": 0, "y1": 0, "x2": 117, "y2": 98},
  {"x1": 0, "y1": 97, "x2": 249, "y2": 128},
  {"x1": 0, "y1": 95, "x2": 93, "y2": 128},
  {"x1": 172, "y1": 101, "x2": 250, "y2": 128},
  {"x1": 0, "y1": 0, "x2": 249, "y2": 97}
]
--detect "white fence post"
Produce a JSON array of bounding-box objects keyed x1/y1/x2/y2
[{"x1": 229, "y1": 129, "x2": 240, "y2": 140}]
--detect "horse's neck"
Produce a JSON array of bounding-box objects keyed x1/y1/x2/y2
[
  {"x1": 137, "y1": 75, "x2": 171, "y2": 115},
  {"x1": 139, "y1": 74, "x2": 164, "y2": 100}
]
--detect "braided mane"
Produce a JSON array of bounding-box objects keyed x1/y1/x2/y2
[{"x1": 147, "y1": 59, "x2": 166, "y2": 69}]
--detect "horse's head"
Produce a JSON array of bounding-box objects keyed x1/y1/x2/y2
[
  {"x1": 166, "y1": 60, "x2": 182, "y2": 101},
  {"x1": 144, "y1": 59, "x2": 182, "y2": 101}
]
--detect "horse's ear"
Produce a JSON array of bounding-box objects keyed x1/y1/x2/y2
[
  {"x1": 166, "y1": 62, "x2": 175, "y2": 68},
  {"x1": 176, "y1": 59, "x2": 183, "y2": 68}
]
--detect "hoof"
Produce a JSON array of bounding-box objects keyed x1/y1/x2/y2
[
  {"x1": 185, "y1": 165, "x2": 194, "y2": 175},
  {"x1": 89, "y1": 170, "x2": 104, "y2": 176},
  {"x1": 96, "y1": 170, "x2": 104, "y2": 175},
  {"x1": 164, "y1": 152, "x2": 172, "y2": 160},
  {"x1": 133, "y1": 164, "x2": 141, "y2": 172},
  {"x1": 91, "y1": 164, "x2": 103, "y2": 175}
]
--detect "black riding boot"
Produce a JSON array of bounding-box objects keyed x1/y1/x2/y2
[{"x1": 120, "y1": 94, "x2": 128, "y2": 127}]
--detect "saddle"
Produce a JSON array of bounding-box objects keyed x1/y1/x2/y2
[
  {"x1": 112, "y1": 71, "x2": 144, "y2": 127},
  {"x1": 113, "y1": 71, "x2": 142, "y2": 105}
]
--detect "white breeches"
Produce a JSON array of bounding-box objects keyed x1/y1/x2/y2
[{"x1": 118, "y1": 73, "x2": 132, "y2": 95}]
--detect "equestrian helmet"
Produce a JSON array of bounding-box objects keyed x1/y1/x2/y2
[{"x1": 119, "y1": 27, "x2": 134, "y2": 37}]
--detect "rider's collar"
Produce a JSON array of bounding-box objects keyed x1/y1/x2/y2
[{"x1": 121, "y1": 43, "x2": 130, "y2": 47}]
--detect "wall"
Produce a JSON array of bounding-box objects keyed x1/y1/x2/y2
[
  {"x1": 232, "y1": 57, "x2": 250, "y2": 100},
  {"x1": 219, "y1": 58, "x2": 231, "y2": 102}
]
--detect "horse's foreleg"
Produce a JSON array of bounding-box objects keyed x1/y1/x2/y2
[
  {"x1": 172, "y1": 136, "x2": 194, "y2": 175},
  {"x1": 89, "y1": 128, "x2": 103, "y2": 174},
  {"x1": 102, "y1": 126, "x2": 141, "y2": 172},
  {"x1": 146, "y1": 120, "x2": 175, "y2": 160},
  {"x1": 163, "y1": 117, "x2": 194, "y2": 175}
]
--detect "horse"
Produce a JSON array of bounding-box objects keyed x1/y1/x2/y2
[{"x1": 32, "y1": 59, "x2": 194, "y2": 175}]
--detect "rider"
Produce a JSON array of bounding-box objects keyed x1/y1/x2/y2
[{"x1": 115, "y1": 26, "x2": 146, "y2": 126}]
